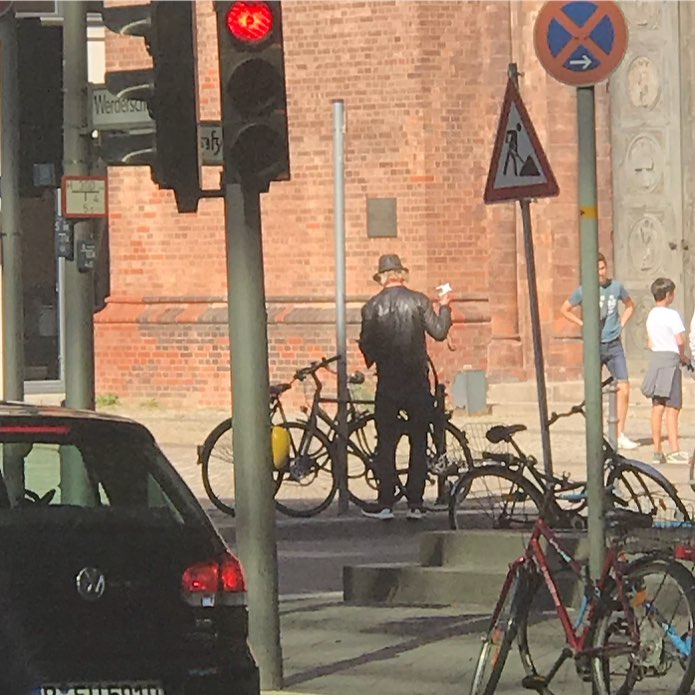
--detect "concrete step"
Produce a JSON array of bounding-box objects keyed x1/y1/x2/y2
[
  {"x1": 343, "y1": 562, "x2": 584, "y2": 607},
  {"x1": 343, "y1": 530, "x2": 589, "y2": 606},
  {"x1": 419, "y1": 530, "x2": 588, "y2": 568}
]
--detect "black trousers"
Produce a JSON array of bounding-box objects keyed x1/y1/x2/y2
[{"x1": 374, "y1": 386, "x2": 433, "y2": 508}]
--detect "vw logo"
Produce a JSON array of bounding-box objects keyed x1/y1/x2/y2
[{"x1": 75, "y1": 566, "x2": 106, "y2": 602}]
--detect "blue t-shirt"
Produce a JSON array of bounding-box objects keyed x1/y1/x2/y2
[{"x1": 568, "y1": 280, "x2": 629, "y2": 343}]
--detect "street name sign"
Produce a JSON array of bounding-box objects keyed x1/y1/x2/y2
[
  {"x1": 483, "y1": 79, "x2": 559, "y2": 204},
  {"x1": 61, "y1": 176, "x2": 108, "y2": 219},
  {"x1": 89, "y1": 84, "x2": 153, "y2": 131},
  {"x1": 534, "y1": 1, "x2": 628, "y2": 86},
  {"x1": 200, "y1": 122, "x2": 223, "y2": 166}
]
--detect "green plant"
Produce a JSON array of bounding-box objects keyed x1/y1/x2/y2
[
  {"x1": 96, "y1": 393, "x2": 120, "y2": 407},
  {"x1": 140, "y1": 398, "x2": 161, "y2": 409}
]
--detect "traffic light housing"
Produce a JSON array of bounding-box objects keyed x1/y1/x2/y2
[
  {"x1": 100, "y1": 1, "x2": 200, "y2": 213},
  {"x1": 216, "y1": 1, "x2": 290, "y2": 188},
  {"x1": 18, "y1": 19, "x2": 63, "y2": 196}
]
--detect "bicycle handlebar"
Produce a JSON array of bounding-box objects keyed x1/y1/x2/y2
[
  {"x1": 293, "y1": 355, "x2": 341, "y2": 382},
  {"x1": 546, "y1": 376, "x2": 614, "y2": 427}
]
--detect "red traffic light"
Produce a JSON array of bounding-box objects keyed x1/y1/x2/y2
[{"x1": 226, "y1": 2, "x2": 273, "y2": 43}]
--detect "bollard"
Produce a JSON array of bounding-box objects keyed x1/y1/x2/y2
[{"x1": 606, "y1": 380, "x2": 618, "y2": 451}]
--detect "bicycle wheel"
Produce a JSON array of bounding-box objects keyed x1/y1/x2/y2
[
  {"x1": 346, "y1": 412, "x2": 383, "y2": 506},
  {"x1": 449, "y1": 465, "x2": 545, "y2": 530},
  {"x1": 199, "y1": 417, "x2": 236, "y2": 516},
  {"x1": 470, "y1": 565, "x2": 526, "y2": 694},
  {"x1": 591, "y1": 557, "x2": 695, "y2": 695},
  {"x1": 274, "y1": 421, "x2": 337, "y2": 517},
  {"x1": 606, "y1": 458, "x2": 690, "y2": 523},
  {"x1": 347, "y1": 413, "x2": 473, "y2": 510}
]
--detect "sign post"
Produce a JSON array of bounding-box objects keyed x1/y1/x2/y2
[
  {"x1": 484, "y1": 66, "x2": 559, "y2": 480},
  {"x1": 534, "y1": 0, "x2": 628, "y2": 579}
]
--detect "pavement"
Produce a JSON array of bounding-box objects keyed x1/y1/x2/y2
[{"x1": 28, "y1": 383, "x2": 695, "y2": 695}]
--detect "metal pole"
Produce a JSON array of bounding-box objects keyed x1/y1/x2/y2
[
  {"x1": 224, "y1": 182, "x2": 282, "y2": 690},
  {"x1": 0, "y1": 8, "x2": 26, "y2": 505},
  {"x1": 606, "y1": 381, "x2": 618, "y2": 451},
  {"x1": 519, "y1": 200, "x2": 553, "y2": 477},
  {"x1": 63, "y1": 0, "x2": 95, "y2": 410},
  {"x1": 577, "y1": 85, "x2": 604, "y2": 577},
  {"x1": 508, "y1": 64, "x2": 553, "y2": 477},
  {"x1": 333, "y1": 99, "x2": 349, "y2": 514},
  {"x1": 0, "y1": 8, "x2": 23, "y2": 402}
]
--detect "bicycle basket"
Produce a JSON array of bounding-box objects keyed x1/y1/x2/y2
[{"x1": 459, "y1": 420, "x2": 512, "y2": 462}]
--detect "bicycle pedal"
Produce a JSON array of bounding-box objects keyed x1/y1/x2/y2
[{"x1": 521, "y1": 674, "x2": 547, "y2": 691}]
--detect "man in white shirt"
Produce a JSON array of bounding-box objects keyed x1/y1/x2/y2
[{"x1": 641, "y1": 277, "x2": 690, "y2": 464}]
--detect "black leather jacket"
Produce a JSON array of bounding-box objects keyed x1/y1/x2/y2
[{"x1": 359, "y1": 286, "x2": 452, "y2": 390}]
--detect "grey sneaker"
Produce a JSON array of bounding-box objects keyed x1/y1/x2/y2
[
  {"x1": 666, "y1": 451, "x2": 690, "y2": 464},
  {"x1": 406, "y1": 507, "x2": 427, "y2": 521},
  {"x1": 652, "y1": 452, "x2": 666, "y2": 465},
  {"x1": 361, "y1": 506, "x2": 394, "y2": 521}
]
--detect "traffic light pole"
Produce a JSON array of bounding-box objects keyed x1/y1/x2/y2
[
  {"x1": 63, "y1": 0, "x2": 95, "y2": 411},
  {"x1": 0, "y1": 8, "x2": 23, "y2": 402},
  {"x1": 223, "y1": 182, "x2": 283, "y2": 690}
]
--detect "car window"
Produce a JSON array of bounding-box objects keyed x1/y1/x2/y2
[{"x1": 0, "y1": 433, "x2": 184, "y2": 524}]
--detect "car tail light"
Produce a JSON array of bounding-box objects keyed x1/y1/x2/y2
[{"x1": 182, "y1": 552, "x2": 246, "y2": 604}]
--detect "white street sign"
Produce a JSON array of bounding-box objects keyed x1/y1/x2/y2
[
  {"x1": 200, "y1": 122, "x2": 223, "y2": 166},
  {"x1": 89, "y1": 85, "x2": 153, "y2": 131}
]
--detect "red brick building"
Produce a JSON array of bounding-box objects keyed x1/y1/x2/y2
[{"x1": 96, "y1": 1, "x2": 615, "y2": 408}]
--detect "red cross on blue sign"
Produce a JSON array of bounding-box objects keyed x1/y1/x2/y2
[{"x1": 534, "y1": 1, "x2": 628, "y2": 86}]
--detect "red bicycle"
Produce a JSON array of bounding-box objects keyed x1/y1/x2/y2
[{"x1": 470, "y1": 501, "x2": 695, "y2": 694}]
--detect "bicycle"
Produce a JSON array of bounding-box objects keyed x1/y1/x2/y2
[
  {"x1": 470, "y1": 497, "x2": 695, "y2": 694},
  {"x1": 449, "y1": 380, "x2": 690, "y2": 530},
  {"x1": 199, "y1": 355, "x2": 475, "y2": 516}
]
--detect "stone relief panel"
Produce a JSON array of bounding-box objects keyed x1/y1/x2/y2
[
  {"x1": 626, "y1": 55, "x2": 661, "y2": 111},
  {"x1": 622, "y1": 132, "x2": 665, "y2": 195},
  {"x1": 620, "y1": 1, "x2": 661, "y2": 30},
  {"x1": 627, "y1": 213, "x2": 665, "y2": 274}
]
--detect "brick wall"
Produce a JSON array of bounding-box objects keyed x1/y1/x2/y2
[{"x1": 95, "y1": 1, "x2": 613, "y2": 408}]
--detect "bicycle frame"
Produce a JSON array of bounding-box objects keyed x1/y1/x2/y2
[{"x1": 509, "y1": 515, "x2": 638, "y2": 657}]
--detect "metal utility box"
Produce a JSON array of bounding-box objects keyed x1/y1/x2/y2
[{"x1": 451, "y1": 370, "x2": 487, "y2": 414}]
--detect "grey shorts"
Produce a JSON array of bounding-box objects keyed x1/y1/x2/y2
[{"x1": 652, "y1": 366, "x2": 682, "y2": 409}]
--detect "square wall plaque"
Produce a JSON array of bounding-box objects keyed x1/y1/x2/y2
[{"x1": 367, "y1": 197, "x2": 397, "y2": 238}]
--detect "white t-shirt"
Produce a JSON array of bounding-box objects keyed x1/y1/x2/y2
[{"x1": 646, "y1": 306, "x2": 685, "y2": 353}]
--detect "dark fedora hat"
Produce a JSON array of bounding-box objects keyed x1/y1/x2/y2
[{"x1": 373, "y1": 254, "x2": 408, "y2": 282}]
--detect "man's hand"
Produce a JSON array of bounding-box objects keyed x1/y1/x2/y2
[{"x1": 439, "y1": 291, "x2": 451, "y2": 307}]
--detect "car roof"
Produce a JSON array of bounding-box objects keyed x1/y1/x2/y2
[{"x1": 0, "y1": 401, "x2": 152, "y2": 431}]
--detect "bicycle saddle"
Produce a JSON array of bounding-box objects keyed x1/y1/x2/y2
[
  {"x1": 270, "y1": 383, "x2": 292, "y2": 397},
  {"x1": 486, "y1": 424, "x2": 527, "y2": 444},
  {"x1": 604, "y1": 507, "x2": 653, "y2": 531}
]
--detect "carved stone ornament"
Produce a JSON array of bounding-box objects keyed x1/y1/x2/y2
[
  {"x1": 627, "y1": 56, "x2": 660, "y2": 109},
  {"x1": 625, "y1": 134, "x2": 663, "y2": 192},
  {"x1": 621, "y1": 1, "x2": 661, "y2": 30},
  {"x1": 628, "y1": 214, "x2": 663, "y2": 273}
]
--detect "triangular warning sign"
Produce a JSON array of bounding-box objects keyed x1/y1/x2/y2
[{"x1": 483, "y1": 79, "x2": 559, "y2": 204}]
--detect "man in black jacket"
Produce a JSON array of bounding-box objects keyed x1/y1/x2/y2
[{"x1": 359, "y1": 254, "x2": 452, "y2": 520}]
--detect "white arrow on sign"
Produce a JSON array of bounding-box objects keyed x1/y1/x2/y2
[{"x1": 569, "y1": 54, "x2": 593, "y2": 70}]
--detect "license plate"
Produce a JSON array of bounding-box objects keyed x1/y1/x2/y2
[{"x1": 35, "y1": 684, "x2": 164, "y2": 695}]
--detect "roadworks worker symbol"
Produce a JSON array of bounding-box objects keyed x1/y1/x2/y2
[{"x1": 483, "y1": 79, "x2": 559, "y2": 204}]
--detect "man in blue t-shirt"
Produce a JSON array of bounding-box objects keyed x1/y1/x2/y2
[{"x1": 560, "y1": 253, "x2": 638, "y2": 450}]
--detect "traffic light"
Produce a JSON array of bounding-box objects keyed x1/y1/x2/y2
[
  {"x1": 18, "y1": 19, "x2": 63, "y2": 196},
  {"x1": 216, "y1": 1, "x2": 290, "y2": 188},
  {"x1": 100, "y1": 1, "x2": 200, "y2": 213}
]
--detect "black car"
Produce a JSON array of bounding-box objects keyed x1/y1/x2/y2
[{"x1": 0, "y1": 403, "x2": 259, "y2": 695}]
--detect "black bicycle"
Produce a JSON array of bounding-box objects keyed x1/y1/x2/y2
[{"x1": 449, "y1": 381, "x2": 690, "y2": 530}]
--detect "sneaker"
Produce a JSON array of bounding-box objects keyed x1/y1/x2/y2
[
  {"x1": 617, "y1": 434, "x2": 640, "y2": 450},
  {"x1": 652, "y1": 452, "x2": 666, "y2": 465},
  {"x1": 406, "y1": 507, "x2": 427, "y2": 521},
  {"x1": 361, "y1": 506, "x2": 394, "y2": 521},
  {"x1": 665, "y1": 451, "x2": 690, "y2": 464}
]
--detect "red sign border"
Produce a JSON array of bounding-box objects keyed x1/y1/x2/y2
[
  {"x1": 534, "y1": 1, "x2": 628, "y2": 87},
  {"x1": 61, "y1": 175, "x2": 109, "y2": 220},
  {"x1": 483, "y1": 79, "x2": 559, "y2": 205}
]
